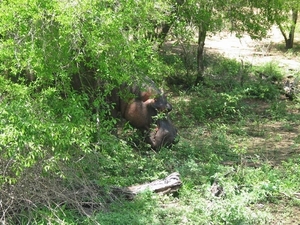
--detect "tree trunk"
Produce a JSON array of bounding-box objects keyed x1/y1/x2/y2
[
  {"x1": 288, "y1": 9, "x2": 298, "y2": 49},
  {"x1": 195, "y1": 23, "x2": 207, "y2": 85},
  {"x1": 278, "y1": 9, "x2": 298, "y2": 49},
  {"x1": 155, "y1": 23, "x2": 172, "y2": 46},
  {"x1": 153, "y1": 0, "x2": 185, "y2": 45}
]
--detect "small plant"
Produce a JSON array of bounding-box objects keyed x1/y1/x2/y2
[
  {"x1": 254, "y1": 61, "x2": 284, "y2": 83},
  {"x1": 282, "y1": 122, "x2": 295, "y2": 132},
  {"x1": 267, "y1": 101, "x2": 288, "y2": 119},
  {"x1": 189, "y1": 88, "x2": 244, "y2": 122},
  {"x1": 294, "y1": 135, "x2": 300, "y2": 144},
  {"x1": 204, "y1": 56, "x2": 250, "y2": 92}
]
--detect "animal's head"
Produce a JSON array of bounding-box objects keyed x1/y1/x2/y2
[
  {"x1": 147, "y1": 118, "x2": 178, "y2": 150},
  {"x1": 149, "y1": 93, "x2": 172, "y2": 113}
]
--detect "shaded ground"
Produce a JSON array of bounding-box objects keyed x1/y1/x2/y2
[
  {"x1": 205, "y1": 27, "x2": 300, "y2": 165},
  {"x1": 222, "y1": 99, "x2": 300, "y2": 168},
  {"x1": 206, "y1": 28, "x2": 300, "y2": 225},
  {"x1": 168, "y1": 26, "x2": 300, "y2": 224},
  {"x1": 243, "y1": 120, "x2": 299, "y2": 162}
]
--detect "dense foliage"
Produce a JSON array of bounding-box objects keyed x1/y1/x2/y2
[
  {"x1": 0, "y1": 0, "x2": 171, "y2": 181},
  {"x1": 1, "y1": 0, "x2": 300, "y2": 224}
]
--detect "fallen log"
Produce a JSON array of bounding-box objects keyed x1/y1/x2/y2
[{"x1": 110, "y1": 172, "x2": 182, "y2": 200}]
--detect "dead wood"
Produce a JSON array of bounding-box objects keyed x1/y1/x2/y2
[
  {"x1": 0, "y1": 160, "x2": 182, "y2": 221},
  {"x1": 110, "y1": 172, "x2": 182, "y2": 200}
]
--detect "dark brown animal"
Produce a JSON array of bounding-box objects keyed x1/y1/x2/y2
[
  {"x1": 114, "y1": 77, "x2": 172, "y2": 130},
  {"x1": 147, "y1": 118, "x2": 178, "y2": 149},
  {"x1": 128, "y1": 77, "x2": 172, "y2": 113},
  {"x1": 120, "y1": 98, "x2": 157, "y2": 129},
  {"x1": 111, "y1": 77, "x2": 177, "y2": 149}
]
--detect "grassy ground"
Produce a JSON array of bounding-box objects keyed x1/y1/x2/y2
[
  {"x1": 3, "y1": 30, "x2": 300, "y2": 225},
  {"x1": 88, "y1": 49, "x2": 300, "y2": 224},
  {"x1": 86, "y1": 84, "x2": 300, "y2": 224}
]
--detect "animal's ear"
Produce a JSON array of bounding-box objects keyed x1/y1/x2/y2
[
  {"x1": 144, "y1": 98, "x2": 155, "y2": 105},
  {"x1": 140, "y1": 91, "x2": 151, "y2": 102},
  {"x1": 140, "y1": 87, "x2": 162, "y2": 101}
]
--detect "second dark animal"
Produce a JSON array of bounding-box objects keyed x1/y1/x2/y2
[{"x1": 147, "y1": 117, "x2": 178, "y2": 149}]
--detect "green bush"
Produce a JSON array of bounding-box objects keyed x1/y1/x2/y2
[
  {"x1": 188, "y1": 86, "x2": 244, "y2": 121},
  {"x1": 176, "y1": 59, "x2": 285, "y2": 123},
  {"x1": 254, "y1": 61, "x2": 284, "y2": 83},
  {"x1": 203, "y1": 55, "x2": 252, "y2": 91},
  {"x1": 242, "y1": 78, "x2": 282, "y2": 100},
  {"x1": 242, "y1": 62, "x2": 284, "y2": 100},
  {"x1": 0, "y1": 78, "x2": 96, "y2": 184}
]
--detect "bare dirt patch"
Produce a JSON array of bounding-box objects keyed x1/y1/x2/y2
[
  {"x1": 237, "y1": 120, "x2": 300, "y2": 165},
  {"x1": 205, "y1": 26, "x2": 300, "y2": 71}
]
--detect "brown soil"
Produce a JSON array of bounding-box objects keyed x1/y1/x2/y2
[{"x1": 205, "y1": 26, "x2": 300, "y2": 71}]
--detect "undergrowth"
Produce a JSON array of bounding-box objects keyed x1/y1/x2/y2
[{"x1": 2, "y1": 56, "x2": 300, "y2": 224}]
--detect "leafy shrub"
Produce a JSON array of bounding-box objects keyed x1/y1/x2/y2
[
  {"x1": 0, "y1": 77, "x2": 114, "y2": 222},
  {"x1": 254, "y1": 61, "x2": 284, "y2": 83},
  {"x1": 0, "y1": 78, "x2": 97, "y2": 184},
  {"x1": 243, "y1": 83, "x2": 281, "y2": 100},
  {"x1": 204, "y1": 55, "x2": 251, "y2": 91},
  {"x1": 188, "y1": 86, "x2": 244, "y2": 121},
  {"x1": 173, "y1": 57, "x2": 284, "y2": 123},
  {"x1": 241, "y1": 62, "x2": 284, "y2": 100}
]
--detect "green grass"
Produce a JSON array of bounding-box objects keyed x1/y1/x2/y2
[{"x1": 3, "y1": 55, "x2": 300, "y2": 225}]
